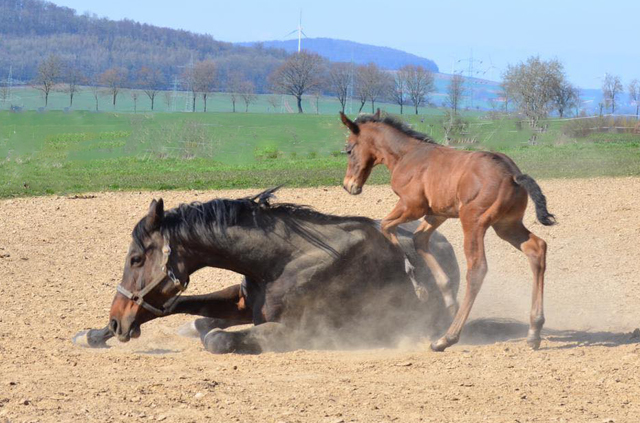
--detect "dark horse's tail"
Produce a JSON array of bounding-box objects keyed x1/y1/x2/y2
[{"x1": 514, "y1": 174, "x2": 556, "y2": 226}]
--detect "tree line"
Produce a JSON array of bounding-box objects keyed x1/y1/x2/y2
[
  {"x1": 21, "y1": 51, "x2": 441, "y2": 114},
  {"x1": 501, "y1": 56, "x2": 639, "y2": 126}
]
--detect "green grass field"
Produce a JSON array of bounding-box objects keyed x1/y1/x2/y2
[
  {"x1": 1, "y1": 110, "x2": 639, "y2": 198},
  {"x1": 1, "y1": 87, "x2": 460, "y2": 116}
]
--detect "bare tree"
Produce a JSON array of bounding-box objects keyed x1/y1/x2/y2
[
  {"x1": 182, "y1": 66, "x2": 198, "y2": 112},
  {"x1": 63, "y1": 64, "x2": 84, "y2": 108},
  {"x1": 0, "y1": 81, "x2": 9, "y2": 106},
  {"x1": 354, "y1": 65, "x2": 369, "y2": 113},
  {"x1": 163, "y1": 91, "x2": 173, "y2": 111},
  {"x1": 266, "y1": 95, "x2": 280, "y2": 113},
  {"x1": 601, "y1": 74, "x2": 623, "y2": 114},
  {"x1": 403, "y1": 64, "x2": 435, "y2": 114},
  {"x1": 88, "y1": 76, "x2": 102, "y2": 112},
  {"x1": 356, "y1": 63, "x2": 392, "y2": 113},
  {"x1": 328, "y1": 62, "x2": 352, "y2": 113},
  {"x1": 130, "y1": 90, "x2": 140, "y2": 113},
  {"x1": 226, "y1": 71, "x2": 243, "y2": 113},
  {"x1": 446, "y1": 73, "x2": 466, "y2": 115},
  {"x1": 100, "y1": 67, "x2": 128, "y2": 108},
  {"x1": 137, "y1": 67, "x2": 164, "y2": 111},
  {"x1": 269, "y1": 51, "x2": 324, "y2": 113},
  {"x1": 502, "y1": 56, "x2": 565, "y2": 126},
  {"x1": 239, "y1": 80, "x2": 257, "y2": 112},
  {"x1": 33, "y1": 54, "x2": 61, "y2": 107},
  {"x1": 391, "y1": 69, "x2": 407, "y2": 114},
  {"x1": 552, "y1": 81, "x2": 580, "y2": 118},
  {"x1": 628, "y1": 79, "x2": 639, "y2": 118},
  {"x1": 193, "y1": 60, "x2": 217, "y2": 112},
  {"x1": 499, "y1": 81, "x2": 511, "y2": 113}
]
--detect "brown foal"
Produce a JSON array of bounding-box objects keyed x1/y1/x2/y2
[{"x1": 339, "y1": 111, "x2": 556, "y2": 352}]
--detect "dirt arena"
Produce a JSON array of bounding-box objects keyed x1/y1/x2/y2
[{"x1": 1, "y1": 177, "x2": 640, "y2": 422}]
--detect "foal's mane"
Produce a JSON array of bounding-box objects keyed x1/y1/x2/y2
[
  {"x1": 133, "y1": 188, "x2": 372, "y2": 255},
  {"x1": 355, "y1": 114, "x2": 436, "y2": 144}
]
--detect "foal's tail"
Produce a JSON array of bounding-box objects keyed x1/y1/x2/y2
[{"x1": 514, "y1": 174, "x2": 556, "y2": 226}]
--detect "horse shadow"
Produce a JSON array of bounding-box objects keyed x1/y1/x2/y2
[{"x1": 459, "y1": 318, "x2": 640, "y2": 349}]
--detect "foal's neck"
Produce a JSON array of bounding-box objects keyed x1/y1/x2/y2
[{"x1": 371, "y1": 127, "x2": 426, "y2": 171}]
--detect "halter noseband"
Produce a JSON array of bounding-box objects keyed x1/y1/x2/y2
[{"x1": 116, "y1": 233, "x2": 189, "y2": 316}]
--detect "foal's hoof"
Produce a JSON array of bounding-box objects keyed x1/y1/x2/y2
[
  {"x1": 203, "y1": 329, "x2": 236, "y2": 354},
  {"x1": 526, "y1": 336, "x2": 542, "y2": 350},
  {"x1": 430, "y1": 338, "x2": 449, "y2": 352}
]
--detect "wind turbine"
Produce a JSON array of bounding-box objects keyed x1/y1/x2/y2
[
  {"x1": 283, "y1": 10, "x2": 308, "y2": 52},
  {"x1": 485, "y1": 55, "x2": 499, "y2": 82}
]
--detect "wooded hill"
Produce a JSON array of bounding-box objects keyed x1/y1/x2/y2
[{"x1": 0, "y1": 0, "x2": 288, "y2": 92}]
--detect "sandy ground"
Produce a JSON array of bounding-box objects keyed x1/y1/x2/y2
[{"x1": 1, "y1": 178, "x2": 640, "y2": 423}]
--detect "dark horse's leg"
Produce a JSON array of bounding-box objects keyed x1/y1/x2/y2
[
  {"x1": 492, "y1": 220, "x2": 547, "y2": 349},
  {"x1": 413, "y1": 216, "x2": 458, "y2": 315},
  {"x1": 170, "y1": 284, "x2": 254, "y2": 339},
  {"x1": 79, "y1": 284, "x2": 252, "y2": 348},
  {"x1": 202, "y1": 322, "x2": 290, "y2": 354}
]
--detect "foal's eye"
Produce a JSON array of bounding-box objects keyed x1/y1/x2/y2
[{"x1": 130, "y1": 255, "x2": 144, "y2": 267}]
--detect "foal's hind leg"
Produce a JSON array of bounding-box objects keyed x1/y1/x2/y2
[
  {"x1": 414, "y1": 216, "x2": 458, "y2": 314},
  {"x1": 493, "y1": 221, "x2": 547, "y2": 350},
  {"x1": 432, "y1": 217, "x2": 489, "y2": 352}
]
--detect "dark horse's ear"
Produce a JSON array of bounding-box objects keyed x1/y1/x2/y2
[
  {"x1": 339, "y1": 111, "x2": 360, "y2": 135},
  {"x1": 374, "y1": 108, "x2": 381, "y2": 119},
  {"x1": 145, "y1": 199, "x2": 164, "y2": 231}
]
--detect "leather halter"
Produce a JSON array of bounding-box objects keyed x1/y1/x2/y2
[{"x1": 116, "y1": 233, "x2": 189, "y2": 316}]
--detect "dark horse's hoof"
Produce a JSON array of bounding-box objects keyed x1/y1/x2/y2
[
  {"x1": 203, "y1": 329, "x2": 237, "y2": 354},
  {"x1": 72, "y1": 329, "x2": 110, "y2": 348}
]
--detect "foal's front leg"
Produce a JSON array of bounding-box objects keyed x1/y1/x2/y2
[
  {"x1": 381, "y1": 201, "x2": 430, "y2": 300},
  {"x1": 413, "y1": 216, "x2": 458, "y2": 316}
]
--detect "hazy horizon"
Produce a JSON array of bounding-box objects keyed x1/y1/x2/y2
[{"x1": 49, "y1": 0, "x2": 640, "y2": 90}]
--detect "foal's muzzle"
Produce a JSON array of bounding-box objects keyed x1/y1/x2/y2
[{"x1": 343, "y1": 178, "x2": 362, "y2": 195}]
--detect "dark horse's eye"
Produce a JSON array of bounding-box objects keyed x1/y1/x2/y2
[{"x1": 130, "y1": 255, "x2": 144, "y2": 267}]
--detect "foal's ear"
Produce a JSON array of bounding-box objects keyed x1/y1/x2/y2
[
  {"x1": 145, "y1": 199, "x2": 164, "y2": 231},
  {"x1": 374, "y1": 108, "x2": 381, "y2": 119},
  {"x1": 339, "y1": 111, "x2": 360, "y2": 135}
]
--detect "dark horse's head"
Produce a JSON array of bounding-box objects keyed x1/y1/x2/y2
[
  {"x1": 339, "y1": 110, "x2": 382, "y2": 195},
  {"x1": 109, "y1": 199, "x2": 190, "y2": 342}
]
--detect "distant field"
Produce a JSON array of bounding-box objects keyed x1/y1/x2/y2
[
  {"x1": 0, "y1": 87, "x2": 447, "y2": 115},
  {"x1": 0, "y1": 81, "x2": 499, "y2": 114},
  {"x1": 1, "y1": 110, "x2": 639, "y2": 198}
]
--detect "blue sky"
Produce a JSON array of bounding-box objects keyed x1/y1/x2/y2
[{"x1": 52, "y1": 0, "x2": 640, "y2": 89}]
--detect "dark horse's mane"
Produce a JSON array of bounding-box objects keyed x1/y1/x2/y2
[
  {"x1": 355, "y1": 114, "x2": 436, "y2": 144},
  {"x1": 133, "y1": 187, "x2": 373, "y2": 255}
]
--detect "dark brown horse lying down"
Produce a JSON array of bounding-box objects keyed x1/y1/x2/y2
[{"x1": 82, "y1": 189, "x2": 460, "y2": 354}]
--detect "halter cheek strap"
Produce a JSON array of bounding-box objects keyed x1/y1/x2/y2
[{"x1": 116, "y1": 234, "x2": 189, "y2": 317}]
